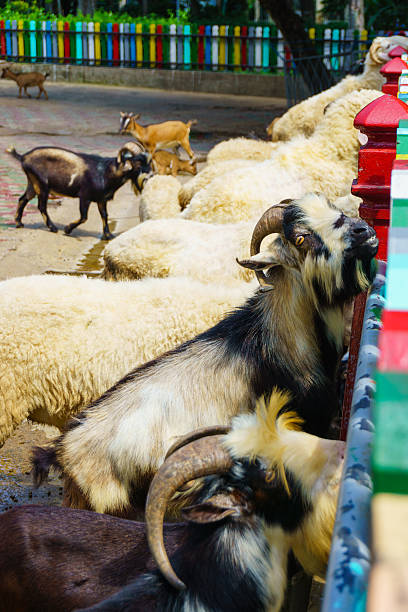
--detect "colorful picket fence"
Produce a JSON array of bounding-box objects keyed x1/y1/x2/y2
[
  {"x1": 368, "y1": 115, "x2": 408, "y2": 611},
  {"x1": 0, "y1": 20, "x2": 366, "y2": 73}
]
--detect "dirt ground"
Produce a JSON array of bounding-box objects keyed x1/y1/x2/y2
[{"x1": 0, "y1": 78, "x2": 287, "y2": 512}]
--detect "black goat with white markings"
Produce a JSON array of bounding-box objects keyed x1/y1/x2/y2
[
  {"x1": 33, "y1": 192, "x2": 377, "y2": 518},
  {"x1": 6, "y1": 142, "x2": 152, "y2": 240},
  {"x1": 78, "y1": 392, "x2": 345, "y2": 612}
]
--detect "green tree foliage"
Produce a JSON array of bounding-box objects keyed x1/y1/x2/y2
[{"x1": 321, "y1": 0, "x2": 408, "y2": 29}]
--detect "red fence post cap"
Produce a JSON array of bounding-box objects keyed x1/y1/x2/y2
[
  {"x1": 354, "y1": 94, "x2": 408, "y2": 133},
  {"x1": 380, "y1": 56, "x2": 408, "y2": 78},
  {"x1": 389, "y1": 45, "x2": 408, "y2": 58}
]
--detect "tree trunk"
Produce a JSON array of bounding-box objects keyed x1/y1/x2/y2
[
  {"x1": 350, "y1": 0, "x2": 365, "y2": 32},
  {"x1": 260, "y1": 0, "x2": 335, "y2": 94}
]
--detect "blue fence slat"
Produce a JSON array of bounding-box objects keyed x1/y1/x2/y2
[
  {"x1": 5, "y1": 19, "x2": 11, "y2": 57},
  {"x1": 331, "y1": 28, "x2": 340, "y2": 70},
  {"x1": 183, "y1": 24, "x2": 190, "y2": 69},
  {"x1": 75, "y1": 21, "x2": 82, "y2": 64},
  {"x1": 29, "y1": 20, "x2": 36, "y2": 62},
  {"x1": 130, "y1": 23, "x2": 136, "y2": 67},
  {"x1": 46, "y1": 20, "x2": 52, "y2": 61},
  {"x1": 262, "y1": 26, "x2": 269, "y2": 69},
  {"x1": 322, "y1": 263, "x2": 387, "y2": 612},
  {"x1": 204, "y1": 24, "x2": 211, "y2": 69},
  {"x1": 107, "y1": 22, "x2": 113, "y2": 66}
]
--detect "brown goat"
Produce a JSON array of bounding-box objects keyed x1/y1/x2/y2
[
  {"x1": 0, "y1": 504, "x2": 183, "y2": 611},
  {"x1": 1, "y1": 66, "x2": 49, "y2": 99},
  {"x1": 120, "y1": 112, "x2": 197, "y2": 158},
  {"x1": 152, "y1": 149, "x2": 197, "y2": 176}
]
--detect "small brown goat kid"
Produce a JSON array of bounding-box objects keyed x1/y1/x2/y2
[
  {"x1": 152, "y1": 149, "x2": 197, "y2": 176},
  {"x1": 120, "y1": 112, "x2": 197, "y2": 158},
  {"x1": 1, "y1": 66, "x2": 49, "y2": 99}
]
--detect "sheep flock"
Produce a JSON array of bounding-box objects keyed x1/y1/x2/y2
[{"x1": 0, "y1": 33, "x2": 404, "y2": 611}]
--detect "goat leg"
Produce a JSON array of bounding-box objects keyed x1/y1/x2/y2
[
  {"x1": 97, "y1": 201, "x2": 114, "y2": 241},
  {"x1": 24, "y1": 86, "x2": 31, "y2": 98},
  {"x1": 179, "y1": 138, "x2": 195, "y2": 159},
  {"x1": 64, "y1": 198, "x2": 91, "y2": 236},
  {"x1": 15, "y1": 182, "x2": 36, "y2": 228},
  {"x1": 38, "y1": 191, "x2": 57, "y2": 233}
]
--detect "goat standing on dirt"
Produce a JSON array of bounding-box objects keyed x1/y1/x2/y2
[
  {"x1": 6, "y1": 142, "x2": 152, "y2": 240},
  {"x1": 120, "y1": 112, "x2": 197, "y2": 158},
  {"x1": 1, "y1": 66, "x2": 49, "y2": 99}
]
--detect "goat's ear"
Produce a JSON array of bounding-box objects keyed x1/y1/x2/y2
[
  {"x1": 181, "y1": 491, "x2": 247, "y2": 524},
  {"x1": 237, "y1": 251, "x2": 281, "y2": 271}
]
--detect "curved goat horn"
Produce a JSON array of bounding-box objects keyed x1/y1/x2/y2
[
  {"x1": 122, "y1": 140, "x2": 146, "y2": 154},
  {"x1": 146, "y1": 435, "x2": 233, "y2": 591},
  {"x1": 250, "y1": 204, "x2": 286, "y2": 288},
  {"x1": 165, "y1": 426, "x2": 231, "y2": 460}
]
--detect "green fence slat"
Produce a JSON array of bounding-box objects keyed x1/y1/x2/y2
[{"x1": 100, "y1": 23, "x2": 107, "y2": 64}]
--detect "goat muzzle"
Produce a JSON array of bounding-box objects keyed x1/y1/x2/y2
[
  {"x1": 250, "y1": 204, "x2": 286, "y2": 288},
  {"x1": 146, "y1": 435, "x2": 233, "y2": 591}
]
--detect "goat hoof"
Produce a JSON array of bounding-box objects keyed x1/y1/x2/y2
[
  {"x1": 102, "y1": 233, "x2": 114, "y2": 241},
  {"x1": 64, "y1": 226, "x2": 73, "y2": 235},
  {"x1": 49, "y1": 226, "x2": 58, "y2": 233},
  {"x1": 15, "y1": 221, "x2": 24, "y2": 228}
]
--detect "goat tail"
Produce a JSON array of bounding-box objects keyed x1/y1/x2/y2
[
  {"x1": 31, "y1": 444, "x2": 61, "y2": 487},
  {"x1": 187, "y1": 119, "x2": 198, "y2": 128},
  {"x1": 5, "y1": 145, "x2": 22, "y2": 161},
  {"x1": 44, "y1": 72, "x2": 50, "y2": 79}
]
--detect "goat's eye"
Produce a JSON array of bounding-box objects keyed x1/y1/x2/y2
[{"x1": 295, "y1": 235, "x2": 305, "y2": 246}]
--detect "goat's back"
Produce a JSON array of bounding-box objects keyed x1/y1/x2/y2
[{"x1": 0, "y1": 505, "x2": 183, "y2": 610}]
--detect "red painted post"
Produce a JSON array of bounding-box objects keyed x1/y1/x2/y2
[
  {"x1": 112, "y1": 23, "x2": 119, "y2": 66},
  {"x1": 341, "y1": 94, "x2": 408, "y2": 439},
  {"x1": 64, "y1": 21, "x2": 70, "y2": 64},
  {"x1": 198, "y1": 25, "x2": 204, "y2": 69},
  {"x1": 156, "y1": 24, "x2": 163, "y2": 68},
  {"x1": 0, "y1": 21, "x2": 5, "y2": 57},
  {"x1": 380, "y1": 57, "x2": 408, "y2": 96},
  {"x1": 351, "y1": 94, "x2": 408, "y2": 261},
  {"x1": 241, "y1": 25, "x2": 247, "y2": 70}
]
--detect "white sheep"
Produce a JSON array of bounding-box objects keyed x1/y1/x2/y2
[
  {"x1": 0, "y1": 274, "x2": 253, "y2": 447},
  {"x1": 102, "y1": 193, "x2": 361, "y2": 283},
  {"x1": 178, "y1": 158, "x2": 257, "y2": 211},
  {"x1": 268, "y1": 35, "x2": 408, "y2": 142},
  {"x1": 139, "y1": 174, "x2": 182, "y2": 221},
  {"x1": 206, "y1": 137, "x2": 278, "y2": 164},
  {"x1": 103, "y1": 219, "x2": 257, "y2": 283},
  {"x1": 181, "y1": 89, "x2": 382, "y2": 224}
]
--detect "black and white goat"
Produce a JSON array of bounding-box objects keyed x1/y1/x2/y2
[
  {"x1": 3, "y1": 393, "x2": 344, "y2": 612},
  {"x1": 6, "y1": 142, "x2": 152, "y2": 240},
  {"x1": 78, "y1": 391, "x2": 345, "y2": 611},
  {"x1": 33, "y1": 192, "x2": 377, "y2": 517}
]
